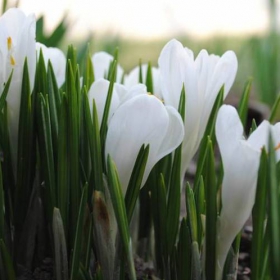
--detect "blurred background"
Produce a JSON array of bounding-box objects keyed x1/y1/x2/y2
[{"x1": 2, "y1": 0, "x2": 280, "y2": 107}]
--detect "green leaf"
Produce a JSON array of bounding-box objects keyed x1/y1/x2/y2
[
  {"x1": 238, "y1": 78, "x2": 252, "y2": 128},
  {"x1": 269, "y1": 94, "x2": 280, "y2": 123},
  {"x1": 204, "y1": 137, "x2": 217, "y2": 280},
  {"x1": 66, "y1": 60, "x2": 80, "y2": 244},
  {"x1": 0, "y1": 160, "x2": 4, "y2": 240},
  {"x1": 191, "y1": 241, "x2": 201, "y2": 280},
  {"x1": 84, "y1": 95, "x2": 103, "y2": 193},
  {"x1": 57, "y1": 94, "x2": 69, "y2": 230},
  {"x1": 267, "y1": 133, "x2": 280, "y2": 279},
  {"x1": 14, "y1": 59, "x2": 33, "y2": 236},
  {"x1": 145, "y1": 62, "x2": 153, "y2": 93},
  {"x1": 251, "y1": 149, "x2": 268, "y2": 280},
  {"x1": 177, "y1": 218, "x2": 191, "y2": 280},
  {"x1": 138, "y1": 60, "x2": 143, "y2": 83},
  {"x1": 185, "y1": 183, "x2": 198, "y2": 243},
  {"x1": 125, "y1": 144, "x2": 149, "y2": 223},
  {"x1": 70, "y1": 184, "x2": 88, "y2": 280},
  {"x1": 39, "y1": 94, "x2": 56, "y2": 212},
  {"x1": 53, "y1": 208, "x2": 69, "y2": 280},
  {"x1": 194, "y1": 87, "x2": 224, "y2": 191},
  {"x1": 85, "y1": 46, "x2": 95, "y2": 89},
  {"x1": 166, "y1": 86, "x2": 185, "y2": 255},
  {"x1": 100, "y1": 60, "x2": 117, "y2": 151},
  {"x1": 0, "y1": 239, "x2": 15, "y2": 280},
  {"x1": 106, "y1": 155, "x2": 136, "y2": 280},
  {"x1": 0, "y1": 70, "x2": 13, "y2": 112}
]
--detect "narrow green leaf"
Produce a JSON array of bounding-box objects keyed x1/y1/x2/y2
[
  {"x1": 269, "y1": 94, "x2": 280, "y2": 123},
  {"x1": 166, "y1": 86, "x2": 185, "y2": 255},
  {"x1": 185, "y1": 183, "x2": 198, "y2": 242},
  {"x1": 138, "y1": 60, "x2": 143, "y2": 84},
  {"x1": 194, "y1": 87, "x2": 224, "y2": 191},
  {"x1": 146, "y1": 62, "x2": 153, "y2": 93},
  {"x1": 267, "y1": 133, "x2": 280, "y2": 279},
  {"x1": 0, "y1": 239, "x2": 15, "y2": 280},
  {"x1": 125, "y1": 144, "x2": 149, "y2": 223},
  {"x1": 107, "y1": 155, "x2": 136, "y2": 280},
  {"x1": 57, "y1": 94, "x2": 69, "y2": 230},
  {"x1": 53, "y1": 208, "x2": 69, "y2": 280},
  {"x1": 177, "y1": 219, "x2": 191, "y2": 280},
  {"x1": 0, "y1": 70, "x2": 13, "y2": 112},
  {"x1": 204, "y1": 137, "x2": 217, "y2": 280},
  {"x1": 84, "y1": 95, "x2": 103, "y2": 193},
  {"x1": 238, "y1": 78, "x2": 252, "y2": 128},
  {"x1": 191, "y1": 241, "x2": 201, "y2": 280},
  {"x1": 251, "y1": 149, "x2": 268, "y2": 280},
  {"x1": 47, "y1": 60, "x2": 60, "y2": 142},
  {"x1": 0, "y1": 160, "x2": 4, "y2": 240},
  {"x1": 85, "y1": 46, "x2": 95, "y2": 89},
  {"x1": 67, "y1": 45, "x2": 77, "y2": 74},
  {"x1": 39, "y1": 94, "x2": 56, "y2": 212},
  {"x1": 70, "y1": 184, "x2": 88, "y2": 280},
  {"x1": 66, "y1": 60, "x2": 80, "y2": 244},
  {"x1": 100, "y1": 60, "x2": 117, "y2": 150},
  {"x1": 14, "y1": 59, "x2": 33, "y2": 236}
]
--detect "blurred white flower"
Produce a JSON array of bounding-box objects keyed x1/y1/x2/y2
[
  {"x1": 0, "y1": 8, "x2": 36, "y2": 166},
  {"x1": 158, "y1": 39, "x2": 238, "y2": 183},
  {"x1": 105, "y1": 93, "x2": 184, "y2": 194},
  {"x1": 92, "y1": 52, "x2": 124, "y2": 83},
  {"x1": 215, "y1": 104, "x2": 280, "y2": 280},
  {"x1": 124, "y1": 64, "x2": 162, "y2": 98},
  {"x1": 36, "y1": 42, "x2": 66, "y2": 87}
]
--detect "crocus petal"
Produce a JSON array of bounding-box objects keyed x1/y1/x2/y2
[
  {"x1": 92, "y1": 51, "x2": 124, "y2": 83},
  {"x1": 215, "y1": 105, "x2": 262, "y2": 280},
  {"x1": 36, "y1": 42, "x2": 66, "y2": 87},
  {"x1": 105, "y1": 94, "x2": 183, "y2": 193},
  {"x1": 272, "y1": 123, "x2": 280, "y2": 161},
  {"x1": 215, "y1": 105, "x2": 244, "y2": 161},
  {"x1": 158, "y1": 39, "x2": 197, "y2": 110},
  {"x1": 88, "y1": 78, "x2": 120, "y2": 127}
]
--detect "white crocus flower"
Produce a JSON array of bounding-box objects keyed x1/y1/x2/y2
[
  {"x1": 0, "y1": 8, "x2": 36, "y2": 166},
  {"x1": 124, "y1": 64, "x2": 162, "y2": 98},
  {"x1": 36, "y1": 42, "x2": 66, "y2": 87},
  {"x1": 158, "y1": 39, "x2": 238, "y2": 183},
  {"x1": 105, "y1": 93, "x2": 184, "y2": 194},
  {"x1": 92, "y1": 52, "x2": 124, "y2": 83},
  {"x1": 215, "y1": 105, "x2": 280, "y2": 280}
]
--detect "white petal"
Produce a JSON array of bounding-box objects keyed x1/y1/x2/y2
[
  {"x1": 88, "y1": 78, "x2": 120, "y2": 127},
  {"x1": 247, "y1": 120, "x2": 270, "y2": 151},
  {"x1": 206, "y1": 50, "x2": 238, "y2": 100},
  {"x1": 36, "y1": 42, "x2": 66, "y2": 87},
  {"x1": 158, "y1": 39, "x2": 190, "y2": 109},
  {"x1": 92, "y1": 51, "x2": 124, "y2": 83},
  {"x1": 105, "y1": 94, "x2": 170, "y2": 193},
  {"x1": 216, "y1": 141, "x2": 260, "y2": 280},
  {"x1": 216, "y1": 105, "x2": 244, "y2": 164}
]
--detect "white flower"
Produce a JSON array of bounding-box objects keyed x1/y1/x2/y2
[
  {"x1": 158, "y1": 39, "x2": 238, "y2": 182},
  {"x1": 105, "y1": 93, "x2": 184, "y2": 194},
  {"x1": 92, "y1": 52, "x2": 124, "y2": 83},
  {"x1": 36, "y1": 42, "x2": 66, "y2": 87},
  {"x1": 124, "y1": 64, "x2": 162, "y2": 98},
  {"x1": 215, "y1": 105, "x2": 280, "y2": 280},
  {"x1": 0, "y1": 8, "x2": 36, "y2": 165}
]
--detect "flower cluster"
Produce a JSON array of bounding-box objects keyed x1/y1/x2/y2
[{"x1": 1, "y1": 7, "x2": 280, "y2": 280}]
